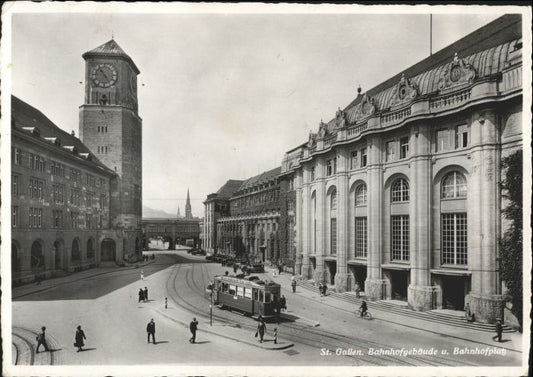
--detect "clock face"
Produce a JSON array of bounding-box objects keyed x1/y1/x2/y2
[{"x1": 91, "y1": 63, "x2": 118, "y2": 88}]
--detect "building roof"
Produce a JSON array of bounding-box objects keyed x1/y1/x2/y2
[
  {"x1": 238, "y1": 166, "x2": 282, "y2": 191},
  {"x1": 11, "y1": 95, "x2": 114, "y2": 174},
  {"x1": 82, "y1": 39, "x2": 140, "y2": 74},
  {"x1": 324, "y1": 14, "x2": 522, "y2": 130},
  {"x1": 216, "y1": 179, "x2": 245, "y2": 199}
]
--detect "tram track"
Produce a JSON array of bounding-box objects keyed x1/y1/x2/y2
[{"x1": 166, "y1": 262, "x2": 473, "y2": 366}]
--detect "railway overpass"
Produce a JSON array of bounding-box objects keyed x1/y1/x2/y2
[{"x1": 142, "y1": 218, "x2": 201, "y2": 250}]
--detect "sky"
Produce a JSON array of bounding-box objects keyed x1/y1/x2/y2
[{"x1": 6, "y1": 3, "x2": 507, "y2": 217}]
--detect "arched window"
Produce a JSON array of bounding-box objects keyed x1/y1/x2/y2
[
  {"x1": 12, "y1": 242, "x2": 20, "y2": 274},
  {"x1": 71, "y1": 239, "x2": 81, "y2": 262},
  {"x1": 31, "y1": 240, "x2": 44, "y2": 270},
  {"x1": 87, "y1": 238, "x2": 95, "y2": 259},
  {"x1": 391, "y1": 178, "x2": 409, "y2": 202},
  {"x1": 330, "y1": 190, "x2": 337, "y2": 212},
  {"x1": 355, "y1": 184, "x2": 367, "y2": 206},
  {"x1": 441, "y1": 171, "x2": 467, "y2": 199}
]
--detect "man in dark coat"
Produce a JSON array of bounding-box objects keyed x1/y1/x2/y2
[
  {"x1": 74, "y1": 325, "x2": 86, "y2": 352},
  {"x1": 257, "y1": 317, "x2": 267, "y2": 343},
  {"x1": 138, "y1": 288, "x2": 144, "y2": 303},
  {"x1": 492, "y1": 320, "x2": 503, "y2": 342},
  {"x1": 144, "y1": 287, "x2": 149, "y2": 302},
  {"x1": 36, "y1": 326, "x2": 49, "y2": 353},
  {"x1": 189, "y1": 317, "x2": 199, "y2": 343},
  {"x1": 146, "y1": 318, "x2": 156, "y2": 344}
]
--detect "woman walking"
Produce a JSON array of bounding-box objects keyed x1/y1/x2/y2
[{"x1": 74, "y1": 325, "x2": 86, "y2": 352}]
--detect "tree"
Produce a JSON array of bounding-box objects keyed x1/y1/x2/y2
[{"x1": 499, "y1": 150, "x2": 523, "y2": 330}]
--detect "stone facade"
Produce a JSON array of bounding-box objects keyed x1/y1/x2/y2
[
  {"x1": 11, "y1": 39, "x2": 143, "y2": 284},
  {"x1": 203, "y1": 168, "x2": 290, "y2": 265},
  {"x1": 281, "y1": 15, "x2": 523, "y2": 323}
]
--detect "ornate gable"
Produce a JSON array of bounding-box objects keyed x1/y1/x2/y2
[
  {"x1": 438, "y1": 53, "x2": 476, "y2": 91},
  {"x1": 354, "y1": 94, "x2": 376, "y2": 121},
  {"x1": 389, "y1": 74, "x2": 419, "y2": 108},
  {"x1": 334, "y1": 107, "x2": 348, "y2": 129}
]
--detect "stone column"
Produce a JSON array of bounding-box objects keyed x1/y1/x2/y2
[
  {"x1": 407, "y1": 125, "x2": 440, "y2": 311},
  {"x1": 365, "y1": 136, "x2": 387, "y2": 300},
  {"x1": 335, "y1": 149, "x2": 350, "y2": 292},
  {"x1": 295, "y1": 169, "x2": 305, "y2": 276},
  {"x1": 313, "y1": 157, "x2": 326, "y2": 283},
  {"x1": 468, "y1": 110, "x2": 503, "y2": 323}
]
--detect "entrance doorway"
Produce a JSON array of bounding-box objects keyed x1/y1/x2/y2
[
  {"x1": 101, "y1": 239, "x2": 116, "y2": 261},
  {"x1": 259, "y1": 246, "x2": 266, "y2": 262},
  {"x1": 54, "y1": 240, "x2": 64, "y2": 270},
  {"x1": 389, "y1": 270, "x2": 409, "y2": 301},
  {"x1": 349, "y1": 265, "x2": 367, "y2": 291},
  {"x1": 324, "y1": 260, "x2": 336, "y2": 285},
  {"x1": 441, "y1": 276, "x2": 468, "y2": 310}
]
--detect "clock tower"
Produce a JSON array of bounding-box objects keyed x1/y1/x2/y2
[{"x1": 79, "y1": 39, "x2": 143, "y2": 262}]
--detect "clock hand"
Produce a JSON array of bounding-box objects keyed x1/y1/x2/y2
[{"x1": 98, "y1": 68, "x2": 110, "y2": 81}]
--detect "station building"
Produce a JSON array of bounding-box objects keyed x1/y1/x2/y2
[
  {"x1": 204, "y1": 167, "x2": 296, "y2": 266},
  {"x1": 280, "y1": 15, "x2": 523, "y2": 323},
  {"x1": 11, "y1": 39, "x2": 143, "y2": 284}
]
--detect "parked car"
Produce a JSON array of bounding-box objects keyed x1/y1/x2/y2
[
  {"x1": 223, "y1": 258, "x2": 236, "y2": 267},
  {"x1": 247, "y1": 263, "x2": 265, "y2": 273}
]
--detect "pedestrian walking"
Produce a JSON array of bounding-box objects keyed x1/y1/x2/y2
[
  {"x1": 280, "y1": 295, "x2": 287, "y2": 311},
  {"x1": 146, "y1": 318, "x2": 156, "y2": 344},
  {"x1": 189, "y1": 317, "x2": 199, "y2": 343},
  {"x1": 138, "y1": 288, "x2": 144, "y2": 303},
  {"x1": 165, "y1": 297, "x2": 168, "y2": 309},
  {"x1": 140, "y1": 269, "x2": 144, "y2": 281},
  {"x1": 291, "y1": 278, "x2": 297, "y2": 293},
  {"x1": 144, "y1": 286, "x2": 149, "y2": 302},
  {"x1": 355, "y1": 282, "x2": 361, "y2": 298},
  {"x1": 322, "y1": 282, "x2": 328, "y2": 296},
  {"x1": 35, "y1": 326, "x2": 49, "y2": 353},
  {"x1": 233, "y1": 264, "x2": 238, "y2": 274},
  {"x1": 74, "y1": 325, "x2": 86, "y2": 352},
  {"x1": 256, "y1": 316, "x2": 267, "y2": 343},
  {"x1": 274, "y1": 327, "x2": 278, "y2": 344},
  {"x1": 492, "y1": 319, "x2": 503, "y2": 342}
]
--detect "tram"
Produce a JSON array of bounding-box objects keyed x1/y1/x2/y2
[{"x1": 213, "y1": 275, "x2": 281, "y2": 319}]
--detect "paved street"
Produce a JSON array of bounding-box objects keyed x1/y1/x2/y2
[{"x1": 10, "y1": 250, "x2": 523, "y2": 367}]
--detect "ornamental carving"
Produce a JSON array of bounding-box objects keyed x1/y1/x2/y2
[
  {"x1": 308, "y1": 131, "x2": 317, "y2": 148},
  {"x1": 317, "y1": 120, "x2": 328, "y2": 139},
  {"x1": 334, "y1": 107, "x2": 347, "y2": 129},
  {"x1": 354, "y1": 94, "x2": 376, "y2": 121},
  {"x1": 437, "y1": 53, "x2": 476, "y2": 91},
  {"x1": 389, "y1": 73, "x2": 418, "y2": 107}
]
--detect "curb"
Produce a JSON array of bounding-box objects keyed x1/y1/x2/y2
[{"x1": 155, "y1": 309, "x2": 294, "y2": 351}]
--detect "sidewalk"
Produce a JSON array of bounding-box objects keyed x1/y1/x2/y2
[
  {"x1": 12, "y1": 259, "x2": 155, "y2": 300},
  {"x1": 266, "y1": 270, "x2": 523, "y2": 353}
]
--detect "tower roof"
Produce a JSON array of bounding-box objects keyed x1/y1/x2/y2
[{"x1": 82, "y1": 39, "x2": 140, "y2": 74}]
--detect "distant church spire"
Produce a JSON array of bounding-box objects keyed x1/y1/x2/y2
[
  {"x1": 185, "y1": 188, "x2": 192, "y2": 219},
  {"x1": 177, "y1": 205, "x2": 181, "y2": 218}
]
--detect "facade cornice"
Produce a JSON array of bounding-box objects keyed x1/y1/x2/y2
[{"x1": 297, "y1": 75, "x2": 522, "y2": 165}]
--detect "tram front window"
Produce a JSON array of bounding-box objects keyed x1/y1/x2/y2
[{"x1": 264, "y1": 292, "x2": 272, "y2": 303}]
